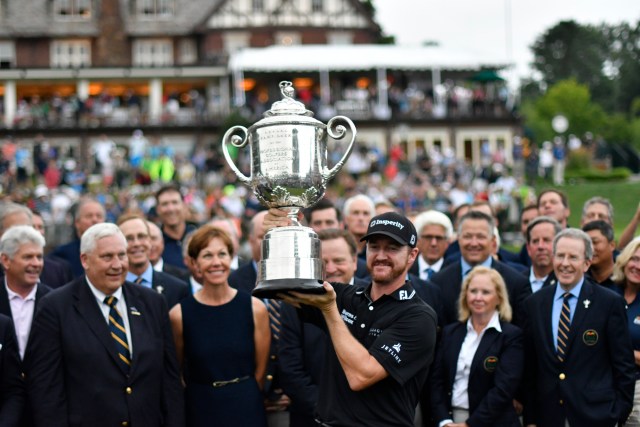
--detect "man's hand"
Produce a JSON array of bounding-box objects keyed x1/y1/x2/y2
[
  {"x1": 263, "y1": 207, "x2": 292, "y2": 234},
  {"x1": 278, "y1": 282, "x2": 336, "y2": 313}
]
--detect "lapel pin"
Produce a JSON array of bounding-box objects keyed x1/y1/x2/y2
[
  {"x1": 130, "y1": 306, "x2": 142, "y2": 316},
  {"x1": 156, "y1": 286, "x2": 164, "y2": 294},
  {"x1": 583, "y1": 299, "x2": 591, "y2": 309}
]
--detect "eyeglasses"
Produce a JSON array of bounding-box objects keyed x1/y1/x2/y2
[{"x1": 420, "y1": 235, "x2": 446, "y2": 242}]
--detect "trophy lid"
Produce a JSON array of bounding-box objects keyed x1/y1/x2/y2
[{"x1": 264, "y1": 81, "x2": 314, "y2": 117}]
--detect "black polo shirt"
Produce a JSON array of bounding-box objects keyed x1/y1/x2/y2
[{"x1": 302, "y1": 281, "x2": 437, "y2": 427}]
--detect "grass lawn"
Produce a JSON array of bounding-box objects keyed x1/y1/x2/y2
[{"x1": 534, "y1": 179, "x2": 640, "y2": 237}]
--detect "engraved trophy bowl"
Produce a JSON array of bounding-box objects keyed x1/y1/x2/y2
[{"x1": 222, "y1": 81, "x2": 356, "y2": 299}]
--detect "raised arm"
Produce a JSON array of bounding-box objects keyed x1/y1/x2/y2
[{"x1": 280, "y1": 283, "x2": 388, "y2": 391}]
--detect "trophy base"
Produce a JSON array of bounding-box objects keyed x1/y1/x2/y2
[{"x1": 252, "y1": 278, "x2": 326, "y2": 300}]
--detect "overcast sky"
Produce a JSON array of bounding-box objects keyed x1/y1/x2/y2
[{"x1": 374, "y1": 0, "x2": 638, "y2": 86}]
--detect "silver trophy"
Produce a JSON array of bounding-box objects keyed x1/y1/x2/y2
[{"x1": 222, "y1": 81, "x2": 356, "y2": 298}]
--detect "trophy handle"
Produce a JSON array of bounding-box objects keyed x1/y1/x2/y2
[
  {"x1": 323, "y1": 116, "x2": 357, "y2": 182},
  {"x1": 222, "y1": 125, "x2": 251, "y2": 185}
]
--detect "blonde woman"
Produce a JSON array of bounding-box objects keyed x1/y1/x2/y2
[{"x1": 430, "y1": 266, "x2": 523, "y2": 427}]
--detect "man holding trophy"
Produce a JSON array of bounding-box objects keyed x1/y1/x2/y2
[
  {"x1": 265, "y1": 209, "x2": 438, "y2": 426},
  {"x1": 222, "y1": 81, "x2": 436, "y2": 425}
]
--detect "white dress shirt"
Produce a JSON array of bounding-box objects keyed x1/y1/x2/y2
[
  {"x1": 86, "y1": 279, "x2": 134, "y2": 357},
  {"x1": 529, "y1": 267, "x2": 548, "y2": 293},
  {"x1": 6, "y1": 281, "x2": 37, "y2": 359},
  {"x1": 417, "y1": 256, "x2": 444, "y2": 280}
]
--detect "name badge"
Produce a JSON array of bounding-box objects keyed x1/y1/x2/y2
[
  {"x1": 483, "y1": 356, "x2": 499, "y2": 372},
  {"x1": 583, "y1": 329, "x2": 598, "y2": 346}
]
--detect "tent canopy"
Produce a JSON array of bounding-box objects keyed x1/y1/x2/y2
[{"x1": 229, "y1": 44, "x2": 510, "y2": 73}]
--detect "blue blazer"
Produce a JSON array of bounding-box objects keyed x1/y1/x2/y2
[
  {"x1": 522, "y1": 278, "x2": 635, "y2": 427},
  {"x1": 151, "y1": 270, "x2": 189, "y2": 309},
  {"x1": 228, "y1": 261, "x2": 257, "y2": 294},
  {"x1": 24, "y1": 277, "x2": 184, "y2": 427},
  {"x1": 0, "y1": 313, "x2": 24, "y2": 427},
  {"x1": 430, "y1": 319, "x2": 523, "y2": 427},
  {"x1": 50, "y1": 239, "x2": 83, "y2": 279}
]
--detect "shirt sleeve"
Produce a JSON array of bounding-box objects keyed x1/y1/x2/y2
[{"x1": 368, "y1": 305, "x2": 437, "y2": 386}]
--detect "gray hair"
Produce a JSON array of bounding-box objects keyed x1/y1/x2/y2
[
  {"x1": 413, "y1": 210, "x2": 454, "y2": 239},
  {"x1": 457, "y1": 210, "x2": 495, "y2": 236},
  {"x1": 526, "y1": 216, "x2": 562, "y2": 243},
  {"x1": 0, "y1": 203, "x2": 33, "y2": 234},
  {"x1": 343, "y1": 194, "x2": 375, "y2": 217},
  {"x1": 0, "y1": 225, "x2": 45, "y2": 258},
  {"x1": 80, "y1": 223, "x2": 127, "y2": 255},
  {"x1": 553, "y1": 228, "x2": 593, "y2": 261},
  {"x1": 582, "y1": 196, "x2": 614, "y2": 222}
]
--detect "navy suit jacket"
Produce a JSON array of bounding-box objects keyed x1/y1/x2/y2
[
  {"x1": 41, "y1": 257, "x2": 73, "y2": 289},
  {"x1": 430, "y1": 320, "x2": 523, "y2": 427},
  {"x1": 0, "y1": 314, "x2": 24, "y2": 427},
  {"x1": 278, "y1": 277, "x2": 368, "y2": 426},
  {"x1": 430, "y1": 259, "x2": 531, "y2": 327},
  {"x1": 408, "y1": 274, "x2": 444, "y2": 331},
  {"x1": 50, "y1": 239, "x2": 83, "y2": 279},
  {"x1": 228, "y1": 261, "x2": 257, "y2": 294},
  {"x1": 522, "y1": 278, "x2": 635, "y2": 427},
  {"x1": 24, "y1": 277, "x2": 184, "y2": 427},
  {"x1": 150, "y1": 270, "x2": 189, "y2": 309},
  {"x1": 161, "y1": 263, "x2": 190, "y2": 284}
]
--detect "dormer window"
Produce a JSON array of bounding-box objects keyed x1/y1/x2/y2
[
  {"x1": 54, "y1": 0, "x2": 91, "y2": 19},
  {"x1": 138, "y1": 0, "x2": 174, "y2": 18}
]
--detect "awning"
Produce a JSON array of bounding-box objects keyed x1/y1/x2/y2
[{"x1": 228, "y1": 44, "x2": 510, "y2": 73}]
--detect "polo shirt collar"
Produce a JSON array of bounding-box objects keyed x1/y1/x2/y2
[{"x1": 355, "y1": 281, "x2": 418, "y2": 302}]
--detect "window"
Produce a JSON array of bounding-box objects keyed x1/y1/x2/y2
[
  {"x1": 0, "y1": 41, "x2": 15, "y2": 69},
  {"x1": 178, "y1": 39, "x2": 197, "y2": 65},
  {"x1": 54, "y1": 0, "x2": 91, "y2": 19},
  {"x1": 328, "y1": 31, "x2": 353, "y2": 45},
  {"x1": 311, "y1": 0, "x2": 323, "y2": 12},
  {"x1": 252, "y1": 0, "x2": 264, "y2": 12},
  {"x1": 138, "y1": 0, "x2": 174, "y2": 18},
  {"x1": 51, "y1": 40, "x2": 91, "y2": 68},
  {"x1": 274, "y1": 32, "x2": 301, "y2": 46},
  {"x1": 223, "y1": 32, "x2": 250, "y2": 54},
  {"x1": 133, "y1": 39, "x2": 173, "y2": 67}
]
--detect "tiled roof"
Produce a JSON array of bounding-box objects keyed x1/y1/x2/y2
[{"x1": 0, "y1": 0, "x2": 221, "y2": 37}]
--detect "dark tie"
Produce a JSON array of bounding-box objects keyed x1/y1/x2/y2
[
  {"x1": 557, "y1": 292, "x2": 571, "y2": 362},
  {"x1": 425, "y1": 268, "x2": 434, "y2": 279},
  {"x1": 266, "y1": 299, "x2": 282, "y2": 341},
  {"x1": 104, "y1": 296, "x2": 131, "y2": 370}
]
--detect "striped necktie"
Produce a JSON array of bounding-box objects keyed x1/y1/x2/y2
[
  {"x1": 104, "y1": 296, "x2": 131, "y2": 370},
  {"x1": 134, "y1": 276, "x2": 143, "y2": 285},
  {"x1": 266, "y1": 299, "x2": 282, "y2": 341},
  {"x1": 557, "y1": 292, "x2": 571, "y2": 362}
]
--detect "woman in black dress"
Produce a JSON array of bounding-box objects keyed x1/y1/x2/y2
[{"x1": 169, "y1": 225, "x2": 270, "y2": 427}]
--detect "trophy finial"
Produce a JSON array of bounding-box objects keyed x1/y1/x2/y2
[{"x1": 280, "y1": 81, "x2": 295, "y2": 99}]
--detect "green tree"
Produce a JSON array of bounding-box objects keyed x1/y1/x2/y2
[
  {"x1": 602, "y1": 21, "x2": 640, "y2": 114},
  {"x1": 524, "y1": 79, "x2": 606, "y2": 143},
  {"x1": 531, "y1": 20, "x2": 614, "y2": 111}
]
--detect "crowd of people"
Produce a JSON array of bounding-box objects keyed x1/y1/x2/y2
[{"x1": 0, "y1": 176, "x2": 640, "y2": 426}]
